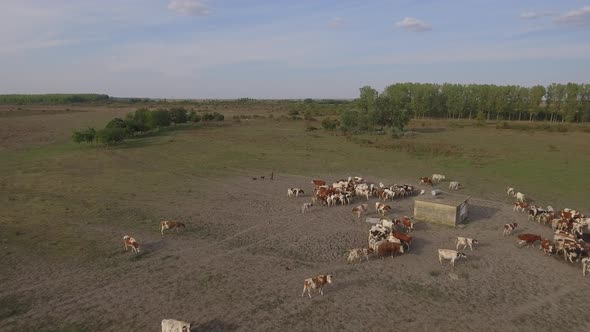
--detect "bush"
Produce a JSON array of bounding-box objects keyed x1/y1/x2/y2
[
  {"x1": 72, "y1": 127, "x2": 96, "y2": 143},
  {"x1": 321, "y1": 118, "x2": 339, "y2": 131},
  {"x1": 105, "y1": 118, "x2": 127, "y2": 129},
  {"x1": 188, "y1": 111, "x2": 201, "y2": 122},
  {"x1": 125, "y1": 108, "x2": 152, "y2": 131},
  {"x1": 97, "y1": 128, "x2": 126, "y2": 145},
  {"x1": 148, "y1": 109, "x2": 171, "y2": 128},
  {"x1": 169, "y1": 107, "x2": 188, "y2": 124},
  {"x1": 202, "y1": 112, "x2": 224, "y2": 121}
]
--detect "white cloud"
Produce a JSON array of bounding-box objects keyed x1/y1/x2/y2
[
  {"x1": 328, "y1": 17, "x2": 344, "y2": 28},
  {"x1": 168, "y1": 0, "x2": 210, "y2": 16},
  {"x1": 554, "y1": 6, "x2": 590, "y2": 27},
  {"x1": 395, "y1": 17, "x2": 432, "y2": 32},
  {"x1": 520, "y1": 11, "x2": 558, "y2": 19}
]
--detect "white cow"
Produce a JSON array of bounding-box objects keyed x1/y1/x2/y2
[
  {"x1": 347, "y1": 248, "x2": 372, "y2": 263},
  {"x1": 516, "y1": 192, "x2": 526, "y2": 203},
  {"x1": 583, "y1": 257, "x2": 590, "y2": 277},
  {"x1": 301, "y1": 202, "x2": 313, "y2": 214},
  {"x1": 161, "y1": 319, "x2": 191, "y2": 332},
  {"x1": 449, "y1": 181, "x2": 462, "y2": 190},
  {"x1": 438, "y1": 249, "x2": 467, "y2": 268},
  {"x1": 456, "y1": 237, "x2": 479, "y2": 251},
  {"x1": 380, "y1": 218, "x2": 395, "y2": 230},
  {"x1": 432, "y1": 174, "x2": 446, "y2": 183},
  {"x1": 506, "y1": 187, "x2": 516, "y2": 197}
]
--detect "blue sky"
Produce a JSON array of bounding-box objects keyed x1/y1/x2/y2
[{"x1": 0, "y1": 0, "x2": 589, "y2": 98}]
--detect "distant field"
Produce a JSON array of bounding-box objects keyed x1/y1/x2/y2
[{"x1": 1, "y1": 105, "x2": 590, "y2": 330}]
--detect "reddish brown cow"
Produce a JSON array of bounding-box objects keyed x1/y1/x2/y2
[
  {"x1": 517, "y1": 233, "x2": 542, "y2": 248},
  {"x1": 123, "y1": 235, "x2": 140, "y2": 253},
  {"x1": 374, "y1": 240, "x2": 405, "y2": 259},
  {"x1": 311, "y1": 179, "x2": 326, "y2": 187},
  {"x1": 391, "y1": 231, "x2": 412, "y2": 250}
]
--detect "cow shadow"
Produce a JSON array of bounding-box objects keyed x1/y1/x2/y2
[
  {"x1": 191, "y1": 319, "x2": 239, "y2": 332},
  {"x1": 465, "y1": 204, "x2": 501, "y2": 224},
  {"x1": 142, "y1": 239, "x2": 167, "y2": 252},
  {"x1": 408, "y1": 237, "x2": 431, "y2": 256}
]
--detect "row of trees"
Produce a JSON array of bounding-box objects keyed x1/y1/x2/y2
[
  {"x1": 0, "y1": 94, "x2": 110, "y2": 104},
  {"x1": 353, "y1": 83, "x2": 590, "y2": 124},
  {"x1": 72, "y1": 107, "x2": 224, "y2": 145}
]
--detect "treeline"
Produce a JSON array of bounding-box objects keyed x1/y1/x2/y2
[
  {"x1": 72, "y1": 107, "x2": 224, "y2": 145},
  {"x1": 0, "y1": 94, "x2": 110, "y2": 104},
  {"x1": 355, "y1": 83, "x2": 590, "y2": 123}
]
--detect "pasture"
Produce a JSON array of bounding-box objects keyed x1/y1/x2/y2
[{"x1": 1, "y1": 104, "x2": 590, "y2": 331}]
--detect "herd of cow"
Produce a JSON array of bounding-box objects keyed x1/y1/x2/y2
[
  {"x1": 507, "y1": 187, "x2": 590, "y2": 277},
  {"x1": 290, "y1": 174, "x2": 478, "y2": 299}
]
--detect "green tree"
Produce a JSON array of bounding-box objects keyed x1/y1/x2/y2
[
  {"x1": 72, "y1": 127, "x2": 96, "y2": 143},
  {"x1": 148, "y1": 109, "x2": 171, "y2": 128},
  {"x1": 358, "y1": 86, "x2": 378, "y2": 113},
  {"x1": 340, "y1": 109, "x2": 360, "y2": 131},
  {"x1": 97, "y1": 128, "x2": 126, "y2": 145},
  {"x1": 168, "y1": 107, "x2": 188, "y2": 123}
]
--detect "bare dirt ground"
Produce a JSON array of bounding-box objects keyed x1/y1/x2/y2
[
  {"x1": 2, "y1": 173, "x2": 590, "y2": 331},
  {"x1": 0, "y1": 105, "x2": 134, "y2": 151}
]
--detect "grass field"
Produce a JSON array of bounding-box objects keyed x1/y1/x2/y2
[{"x1": 1, "y1": 105, "x2": 590, "y2": 330}]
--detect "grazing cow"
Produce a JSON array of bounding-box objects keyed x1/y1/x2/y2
[
  {"x1": 302, "y1": 274, "x2": 333, "y2": 298},
  {"x1": 123, "y1": 235, "x2": 140, "y2": 253},
  {"x1": 375, "y1": 202, "x2": 392, "y2": 216},
  {"x1": 456, "y1": 237, "x2": 479, "y2": 251},
  {"x1": 516, "y1": 192, "x2": 526, "y2": 203},
  {"x1": 540, "y1": 239, "x2": 555, "y2": 255},
  {"x1": 517, "y1": 234, "x2": 542, "y2": 248},
  {"x1": 374, "y1": 240, "x2": 405, "y2": 259},
  {"x1": 352, "y1": 204, "x2": 369, "y2": 218},
  {"x1": 160, "y1": 221, "x2": 186, "y2": 235},
  {"x1": 288, "y1": 188, "x2": 305, "y2": 197},
  {"x1": 347, "y1": 248, "x2": 372, "y2": 263},
  {"x1": 448, "y1": 181, "x2": 462, "y2": 190},
  {"x1": 354, "y1": 176, "x2": 365, "y2": 183},
  {"x1": 583, "y1": 257, "x2": 590, "y2": 277},
  {"x1": 503, "y1": 223, "x2": 518, "y2": 236},
  {"x1": 419, "y1": 177, "x2": 433, "y2": 186},
  {"x1": 506, "y1": 187, "x2": 516, "y2": 197},
  {"x1": 438, "y1": 249, "x2": 467, "y2": 268},
  {"x1": 432, "y1": 174, "x2": 446, "y2": 183},
  {"x1": 301, "y1": 202, "x2": 313, "y2": 214},
  {"x1": 161, "y1": 319, "x2": 191, "y2": 332}
]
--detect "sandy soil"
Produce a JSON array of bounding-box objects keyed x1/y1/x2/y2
[{"x1": 1, "y1": 173, "x2": 590, "y2": 331}]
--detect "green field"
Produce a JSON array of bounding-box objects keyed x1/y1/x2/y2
[{"x1": 1, "y1": 108, "x2": 589, "y2": 258}]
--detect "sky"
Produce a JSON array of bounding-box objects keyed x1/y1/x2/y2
[{"x1": 0, "y1": 0, "x2": 589, "y2": 99}]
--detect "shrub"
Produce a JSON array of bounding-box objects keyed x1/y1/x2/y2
[
  {"x1": 188, "y1": 111, "x2": 201, "y2": 122},
  {"x1": 321, "y1": 118, "x2": 339, "y2": 131},
  {"x1": 169, "y1": 107, "x2": 188, "y2": 124},
  {"x1": 105, "y1": 118, "x2": 127, "y2": 129},
  {"x1": 202, "y1": 112, "x2": 224, "y2": 121},
  {"x1": 97, "y1": 128, "x2": 126, "y2": 145},
  {"x1": 288, "y1": 109, "x2": 299, "y2": 116},
  {"x1": 148, "y1": 109, "x2": 171, "y2": 128},
  {"x1": 72, "y1": 127, "x2": 96, "y2": 143},
  {"x1": 125, "y1": 108, "x2": 152, "y2": 131}
]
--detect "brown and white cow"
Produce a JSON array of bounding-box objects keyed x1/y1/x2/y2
[
  {"x1": 540, "y1": 239, "x2": 555, "y2": 255},
  {"x1": 352, "y1": 204, "x2": 369, "y2": 218},
  {"x1": 503, "y1": 223, "x2": 518, "y2": 236},
  {"x1": 375, "y1": 202, "x2": 392, "y2": 216},
  {"x1": 123, "y1": 235, "x2": 140, "y2": 253},
  {"x1": 301, "y1": 274, "x2": 333, "y2": 298},
  {"x1": 160, "y1": 220, "x2": 186, "y2": 235},
  {"x1": 391, "y1": 231, "x2": 412, "y2": 250},
  {"x1": 419, "y1": 177, "x2": 433, "y2": 186}
]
